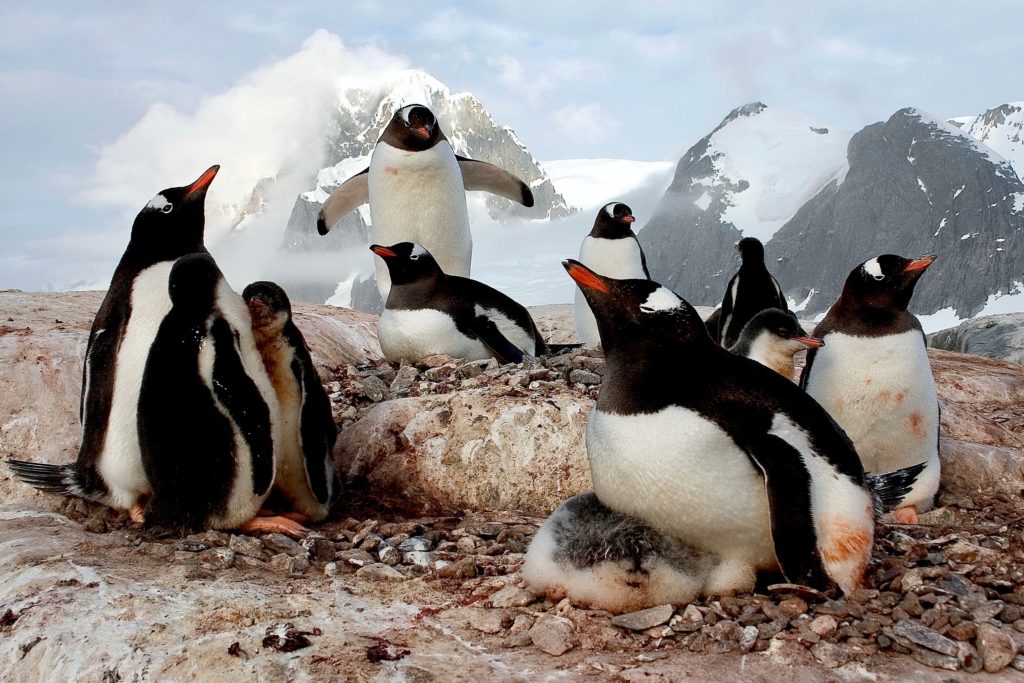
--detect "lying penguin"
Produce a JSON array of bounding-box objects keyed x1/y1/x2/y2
[
  {"x1": 318, "y1": 103, "x2": 534, "y2": 299},
  {"x1": 801, "y1": 254, "x2": 940, "y2": 524},
  {"x1": 728, "y1": 308, "x2": 823, "y2": 381},
  {"x1": 545, "y1": 261, "x2": 923, "y2": 599},
  {"x1": 243, "y1": 281, "x2": 338, "y2": 523},
  {"x1": 371, "y1": 242, "x2": 548, "y2": 363}
]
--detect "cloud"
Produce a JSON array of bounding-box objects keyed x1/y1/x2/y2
[
  {"x1": 554, "y1": 103, "x2": 619, "y2": 146},
  {"x1": 817, "y1": 37, "x2": 915, "y2": 68}
]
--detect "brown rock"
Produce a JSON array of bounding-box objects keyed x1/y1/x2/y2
[
  {"x1": 976, "y1": 622, "x2": 1017, "y2": 673},
  {"x1": 465, "y1": 608, "x2": 509, "y2": 634},
  {"x1": 488, "y1": 585, "x2": 537, "y2": 608}
]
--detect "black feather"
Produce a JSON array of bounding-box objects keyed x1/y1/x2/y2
[{"x1": 867, "y1": 462, "x2": 928, "y2": 513}]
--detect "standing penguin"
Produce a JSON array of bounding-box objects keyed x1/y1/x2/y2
[
  {"x1": 9, "y1": 166, "x2": 219, "y2": 519},
  {"x1": 372, "y1": 242, "x2": 548, "y2": 363},
  {"x1": 716, "y1": 237, "x2": 788, "y2": 348},
  {"x1": 317, "y1": 104, "x2": 535, "y2": 299},
  {"x1": 801, "y1": 254, "x2": 940, "y2": 524},
  {"x1": 243, "y1": 281, "x2": 338, "y2": 523},
  {"x1": 573, "y1": 202, "x2": 650, "y2": 347},
  {"x1": 561, "y1": 261, "x2": 921, "y2": 596},
  {"x1": 136, "y1": 253, "x2": 296, "y2": 536},
  {"x1": 729, "y1": 308, "x2": 823, "y2": 381}
]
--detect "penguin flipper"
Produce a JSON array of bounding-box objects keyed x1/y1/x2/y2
[
  {"x1": 866, "y1": 462, "x2": 927, "y2": 513},
  {"x1": 798, "y1": 347, "x2": 818, "y2": 390},
  {"x1": 456, "y1": 156, "x2": 534, "y2": 207},
  {"x1": 744, "y1": 434, "x2": 831, "y2": 588},
  {"x1": 317, "y1": 168, "x2": 369, "y2": 235},
  {"x1": 469, "y1": 315, "x2": 525, "y2": 365},
  {"x1": 290, "y1": 334, "x2": 337, "y2": 507},
  {"x1": 7, "y1": 460, "x2": 91, "y2": 498}
]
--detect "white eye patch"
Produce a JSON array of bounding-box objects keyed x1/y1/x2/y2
[
  {"x1": 147, "y1": 194, "x2": 172, "y2": 213},
  {"x1": 603, "y1": 202, "x2": 618, "y2": 218},
  {"x1": 639, "y1": 286, "x2": 681, "y2": 313},
  {"x1": 397, "y1": 104, "x2": 417, "y2": 124},
  {"x1": 862, "y1": 257, "x2": 884, "y2": 280},
  {"x1": 409, "y1": 243, "x2": 429, "y2": 260}
]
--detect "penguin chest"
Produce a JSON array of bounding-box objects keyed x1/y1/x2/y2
[
  {"x1": 97, "y1": 261, "x2": 175, "y2": 507},
  {"x1": 368, "y1": 142, "x2": 471, "y2": 276},
  {"x1": 378, "y1": 308, "x2": 489, "y2": 362},
  {"x1": 574, "y1": 237, "x2": 646, "y2": 347},
  {"x1": 805, "y1": 330, "x2": 939, "y2": 475},
  {"x1": 586, "y1": 407, "x2": 774, "y2": 566}
]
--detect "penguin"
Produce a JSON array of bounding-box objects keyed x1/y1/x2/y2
[
  {"x1": 564, "y1": 261, "x2": 923, "y2": 596},
  {"x1": 242, "y1": 281, "x2": 338, "y2": 523},
  {"x1": 317, "y1": 104, "x2": 535, "y2": 299},
  {"x1": 136, "y1": 253, "x2": 297, "y2": 536},
  {"x1": 523, "y1": 491, "x2": 715, "y2": 613},
  {"x1": 371, "y1": 242, "x2": 548, "y2": 364},
  {"x1": 573, "y1": 202, "x2": 650, "y2": 347},
  {"x1": 728, "y1": 308, "x2": 823, "y2": 381},
  {"x1": 800, "y1": 254, "x2": 940, "y2": 525},
  {"x1": 8, "y1": 166, "x2": 220, "y2": 521},
  {"x1": 716, "y1": 237, "x2": 789, "y2": 348}
]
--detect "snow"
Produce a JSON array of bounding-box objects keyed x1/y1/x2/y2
[
  {"x1": 694, "y1": 191, "x2": 712, "y2": 211},
  {"x1": 700, "y1": 107, "x2": 851, "y2": 243},
  {"x1": 904, "y1": 108, "x2": 1015, "y2": 178},
  {"x1": 933, "y1": 217, "x2": 947, "y2": 237},
  {"x1": 962, "y1": 102, "x2": 1024, "y2": 178},
  {"x1": 916, "y1": 281, "x2": 1024, "y2": 333},
  {"x1": 1012, "y1": 192, "x2": 1024, "y2": 214}
]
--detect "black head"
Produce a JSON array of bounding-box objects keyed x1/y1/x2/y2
[
  {"x1": 370, "y1": 242, "x2": 444, "y2": 286},
  {"x1": 128, "y1": 165, "x2": 218, "y2": 262},
  {"x1": 736, "y1": 237, "x2": 765, "y2": 264},
  {"x1": 738, "y1": 308, "x2": 824, "y2": 349},
  {"x1": 563, "y1": 259, "x2": 709, "y2": 352},
  {"x1": 380, "y1": 104, "x2": 443, "y2": 151},
  {"x1": 242, "y1": 281, "x2": 293, "y2": 333},
  {"x1": 841, "y1": 254, "x2": 936, "y2": 312},
  {"x1": 167, "y1": 252, "x2": 221, "y2": 310},
  {"x1": 590, "y1": 202, "x2": 636, "y2": 239}
]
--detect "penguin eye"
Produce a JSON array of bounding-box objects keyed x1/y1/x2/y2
[
  {"x1": 409, "y1": 253, "x2": 420, "y2": 261},
  {"x1": 160, "y1": 203, "x2": 173, "y2": 214}
]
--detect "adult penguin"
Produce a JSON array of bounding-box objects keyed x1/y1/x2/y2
[{"x1": 716, "y1": 237, "x2": 788, "y2": 348}]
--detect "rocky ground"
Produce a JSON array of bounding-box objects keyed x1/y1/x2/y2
[{"x1": 1, "y1": 292, "x2": 1022, "y2": 680}]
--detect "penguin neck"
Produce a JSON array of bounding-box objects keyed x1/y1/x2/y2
[
  {"x1": 599, "y1": 334, "x2": 711, "y2": 414},
  {"x1": 827, "y1": 292, "x2": 920, "y2": 336},
  {"x1": 386, "y1": 275, "x2": 445, "y2": 310}
]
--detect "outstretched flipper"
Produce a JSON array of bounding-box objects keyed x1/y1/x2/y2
[
  {"x1": 317, "y1": 168, "x2": 369, "y2": 235},
  {"x1": 469, "y1": 315, "x2": 525, "y2": 365},
  {"x1": 7, "y1": 460, "x2": 89, "y2": 498},
  {"x1": 456, "y1": 156, "x2": 534, "y2": 207}
]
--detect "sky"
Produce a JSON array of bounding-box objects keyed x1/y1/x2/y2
[{"x1": 3, "y1": 1, "x2": 1024, "y2": 292}]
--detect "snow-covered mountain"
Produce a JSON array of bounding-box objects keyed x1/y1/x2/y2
[
  {"x1": 950, "y1": 102, "x2": 1024, "y2": 177},
  {"x1": 638, "y1": 103, "x2": 1024, "y2": 325}
]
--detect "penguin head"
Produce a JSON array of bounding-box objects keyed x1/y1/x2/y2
[
  {"x1": 736, "y1": 237, "x2": 765, "y2": 264},
  {"x1": 382, "y1": 104, "x2": 442, "y2": 150},
  {"x1": 167, "y1": 253, "x2": 221, "y2": 309},
  {"x1": 591, "y1": 202, "x2": 636, "y2": 238},
  {"x1": 130, "y1": 165, "x2": 219, "y2": 259},
  {"x1": 563, "y1": 259, "x2": 708, "y2": 349},
  {"x1": 242, "y1": 281, "x2": 292, "y2": 335},
  {"x1": 845, "y1": 254, "x2": 937, "y2": 311},
  {"x1": 370, "y1": 242, "x2": 443, "y2": 286},
  {"x1": 738, "y1": 308, "x2": 824, "y2": 354}
]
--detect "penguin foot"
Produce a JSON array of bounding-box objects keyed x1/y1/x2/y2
[
  {"x1": 129, "y1": 502, "x2": 146, "y2": 524},
  {"x1": 892, "y1": 506, "x2": 919, "y2": 525},
  {"x1": 238, "y1": 515, "x2": 308, "y2": 538}
]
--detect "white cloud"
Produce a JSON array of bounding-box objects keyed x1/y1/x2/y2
[
  {"x1": 554, "y1": 102, "x2": 619, "y2": 145},
  {"x1": 817, "y1": 37, "x2": 915, "y2": 68}
]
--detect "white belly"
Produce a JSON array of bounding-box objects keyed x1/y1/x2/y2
[
  {"x1": 369, "y1": 142, "x2": 471, "y2": 296},
  {"x1": 586, "y1": 407, "x2": 775, "y2": 567},
  {"x1": 378, "y1": 308, "x2": 489, "y2": 362},
  {"x1": 97, "y1": 263, "x2": 174, "y2": 508},
  {"x1": 574, "y1": 237, "x2": 647, "y2": 347}
]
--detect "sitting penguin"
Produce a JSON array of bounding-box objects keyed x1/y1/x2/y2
[{"x1": 728, "y1": 308, "x2": 823, "y2": 381}]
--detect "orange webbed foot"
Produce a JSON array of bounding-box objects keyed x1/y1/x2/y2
[
  {"x1": 129, "y1": 501, "x2": 145, "y2": 524},
  {"x1": 238, "y1": 515, "x2": 308, "y2": 538},
  {"x1": 892, "y1": 506, "x2": 920, "y2": 525}
]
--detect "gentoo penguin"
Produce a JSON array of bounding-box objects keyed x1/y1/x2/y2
[
  {"x1": 564, "y1": 261, "x2": 922, "y2": 596},
  {"x1": 716, "y1": 237, "x2": 789, "y2": 348},
  {"x1": 729, "y1": 308, "x2": 823, "y2": 381},
  {"x1": 573, "y1": 202, "x2": 650, "y2": 347},
  {"x1": 8, "y1": 166, "x2": 220, "y2": 520},
  {"x1": 243, "y1": 281, "x2": 338, "y2": 523},
  {"x1": 137, "y1": 253, "x2": 295, "y2": 536},
  {"x1": 523, "y1": 492, "x2": 715, "y2": 613},
  {"x1": 317, "y1": 103, "x2": 535, "y2": 299},
  {"x1": 372, "y1": 242, "x2": 548, "y2": 363},
  {"x1": 800, "y1": 254, "x2": 940, "y2": 525}
]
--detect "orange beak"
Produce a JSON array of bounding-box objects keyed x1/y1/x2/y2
[
  {"x1": 905, "y1": 254, "x2": 936, "y2": 272},
  {"x1": 563, "y1": 260, "x2": 610, "y2": 293},
  {"x1": 370, "y1": 244, "x2": 398, "y2": 258},
  {"x1": 795, "y1": 336, "x2": 824, "y2": 348},
  {"x1": 413, "y1": 126, "x2": 430, "y2": 139},
  {"x1": 185, "y1": 165, "x2": 219, "y2": 197},
  {"x1": 622, "y1": 215, "x2": 635, "y2": 224}
]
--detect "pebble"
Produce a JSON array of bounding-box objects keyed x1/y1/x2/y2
[
  {"x1": 467, "y1": 608, "x2": 509, "y2": 634},
  {"x1": 398, "y1": 536, "x2": 432, "y2": 552},
  {"x1": 739, "y1": 625, "x2": 759, "y2": 653},
  {"x1": 670, "y1": 605, "x2": 704, "y2": 633},
  {"x1": 529, "y1": 614, "x2": 575, "y2": 656},
  {"x1": 811, "y1": 641, "x2": 850, "y2": 668},
  {"x1": 778, "y1": 597, "x2": 809, "y2": 618},
  {"x1": 976, "y1": 622, "x2": 1017, "y2": 673},
  {"x1": 489, "y1": 585, "x2": 538, "y2": 608},
  {"x1": 809, "y1": 614, "x2": 838, "y2": 637},
  {"x1": 464, "y1": 522, "x2": 503, "y2": 538},
  {"x1": 302, "y1": 537, "x2": 336, "y2": 562},
  {"x1": 357, "y1": 375, "x2": 388, "y2": 401},
  {"x1": 389, "y1": 365, "x2": 419, "y2": 394},
  {"x1": 355, "y1": 563, "x2": 406, "y2": 581},
  {"x1": 378, "y1": 546, "x2": 402, "y2": 566},
  {"x1": 610, "y1": 604, "x2": 674, "y2": 632},
  {"x1": 403, "y1": 551, "x2": 432, "y2": 568},
  {"x1": 567, "y1": 369, "x2": 600, "y2": 385},
  {"x1": 434, "y1": 557, "x2": 477, "y2": 579},
  {"x1": 336, "y1": 549, "x2": 375, "y2": 567},
  {"x1": 263, "y1": 533, "x2": 306, "y2": 557},
  {"x1": 323, "y1": 562, "x2": 340, "y2": 577},
  {"x1": 891, "y1": 620, "x2": 959, "y2": 657},
  {"x1": 510, "y1": 614, "x2": 535, "y2": 634},
  {"x1": 228, "y1": 535, "x2": 265, "y2": 560},
  {"x1": 211, "y1": 548, "x2": 235, "y2": 569},
  {"x1": 178, "y1": 538, "x2": 211, "y2": 552},
  {"x1": 270, "y1": 553, "x2": 310, "y2": 576}
]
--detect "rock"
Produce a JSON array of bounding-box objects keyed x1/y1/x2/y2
[
  {"x1": 263, "y1": 533, "x2": 306, "y2": 557},
  {"x1": 434, "y1": 557, "x2": 477, "y2": 579},
  {"x1": 357, "y1": 375, "x2": 388, "y2": 402},
  {"x1": 228, "y1": 535, "x2": 265, "y2": 560},
  {"x1": 337, "y1": 549, "x2": 375, "y2": 568},
  {"x1": 270, "y1": 553, "x2": 310, "y2": 576},
  {"x1": 976, "y1": 623, "x2": 1017, "y2": 673},
  {"x1": 892, "y1": 619, "x2": 959, "y2": 657},
  {"x1": 488, "y1": 585, "x2": 537, "y2": 608},
  {"x1": 610, "y1": 604, "x2": 675, "y2": 632},
  {"x1": 398, "y1": 536, "x2": 432, "y2": 552},
  {"x1": 928, "y1": 313, "x2": 1024, "y2": 365},
  {"x1": 810, "y1": 641, "x2": 849, "y2": 668},
  {"x1": 808, "y1": 615, "x2": 837, "y2": 637},
  {"x1": 403, "y1": 551, "x2": 432, "y2": 568},
  {"x1": 378, "y1": 546, "x2": 402, "y2": 566},
  {"x1": 528, "y1": 614, "x2": 575, "y2": 656},
  {"x1": 567, "y1": 369, "x2": 600, "y2": 385},
  {"x1": 389, "y1": 364, "x2": 419, "y2": 394},
  {"x1": 302, "y1": 536, "x2": 336, "y2": 562},
  {"x1": 739, "y1": 625, "x2": 758, "y2": 653},
  {"x1": 778, "y1": 597, "x2": 809, "y2": 618},
  {"x1": 355, "y1": 563, "x2": 406, "y2": 581},
  {"x1": 466, "y1": 608, "x2": 509, "y2": 634}
]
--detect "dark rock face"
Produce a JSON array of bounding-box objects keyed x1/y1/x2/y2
[
  {"x1": 769, "y1": 109, "x2": 1024, "y2": 317},
  {"x1": 928, "y1": 313, "x2": 1024, "y2": 364}
]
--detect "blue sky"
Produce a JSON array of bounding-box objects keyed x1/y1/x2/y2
[{"x1": 3, "y1": 1, "x2": 1024, "y2": 290}]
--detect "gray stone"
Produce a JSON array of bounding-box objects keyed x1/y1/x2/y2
[
  {"x1": 929, "y1": 314, "x2": 1024, "y2": 365},
  {"x1": 808, "y1": 614, "x2": 838, "y2": 637},
  {"x1": 390, "y1": 365, "x2": 419, "y2": 394},
  {"x1": 739, "y1": 625, "x2": 758, "y2": 653},
  {"x1": 357, "y1": 375, "x2": 388, "y2": 402},
  {"x1": 528, "y1": 614, "x2": 575, "y2": 656},
  {"x1": 228, "y1": 535, "x2": 265, "y2": 560},
  {"x1": 378, "y1": 546, "x2": 402, "y2": 566},
  {"x1": 976, "y1": 623, "x2": 1017, "y2": 673},
  {"x1": 355, "y1": 563, "x2": 406, "y2": 581},
  {"x1": 302, "y1": 536, "x2": 336, "y2": 562},
  {"x1": 611, "y1": 604, "x2": 675, "y2": 632},
  {"x1": 336, "y1": 548, "x2": 375, "y2": 567},
  {"x1": 488, "y1": 585, "x2": 538, "y2": 608},
  {"x1": 263, "y1": 533, "x2": 306, "y2": 557},
  {"x1": 398, "y1": 536, "x2": 432, "y2": 552},
  {"x1": 402, "y1": 551, "x2": 433, "y2": 568},
  {"x1": 892, "y1": 619, "x2": 959, "y2": 656},
  {"x1": 567, "y1": 369, "x2": 600, "y2": 386},
  {"x1": 466, "y1": 608, "x2": 508, "y2": 634},
  {"x1": 810, "y1": 641, "x2": 850, "y2": 668}
]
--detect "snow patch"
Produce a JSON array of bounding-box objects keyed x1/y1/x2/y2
[{"x1": 694, "y1": 191, "x2": 712, "y2": 211}]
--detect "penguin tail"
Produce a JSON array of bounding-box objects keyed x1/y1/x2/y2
[
  {"x1": 866, "y1": 462, "x2": 927, "y2": 514},
  {"x1": 6, "y1": 460, "x2": 92, "y2": 499}
]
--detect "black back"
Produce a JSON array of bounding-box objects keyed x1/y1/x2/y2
[
  {"x1": 379, "y1": 104, "x2": 446, "y2": 151},
  {"x1": 77, "y1": 166, "x2": 219, "y2": 494},
  {"x1": 717, "y1": 237, "x2": 788, "y2": 347},
  {"x1": 138, "y1": 253, "x2": 274, "y2": 536}
]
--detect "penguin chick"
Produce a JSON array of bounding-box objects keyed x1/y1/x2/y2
[
  {"x1": 729, "y1": 308, "x2": 823, "y2": 381},
  {"x1": 372, "y1": 242, "x2": 548, "y2": 363},
  {"x1": 523, "y1": 492, "x2": 715, "y2": 613},
  {"x1": 243, "y1": 281, "x2": 339, "y2": 523},
  {"x1": 716, "y1": 237, "x2": 789, "y2": 348}
]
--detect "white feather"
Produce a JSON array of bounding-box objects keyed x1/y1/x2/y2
[
  {"x1": 573, "y1": 235, "x2": 647, "y2": 347},
  {"x1": 378, "y1": 308, "x2": 489, "y2": 362}
]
